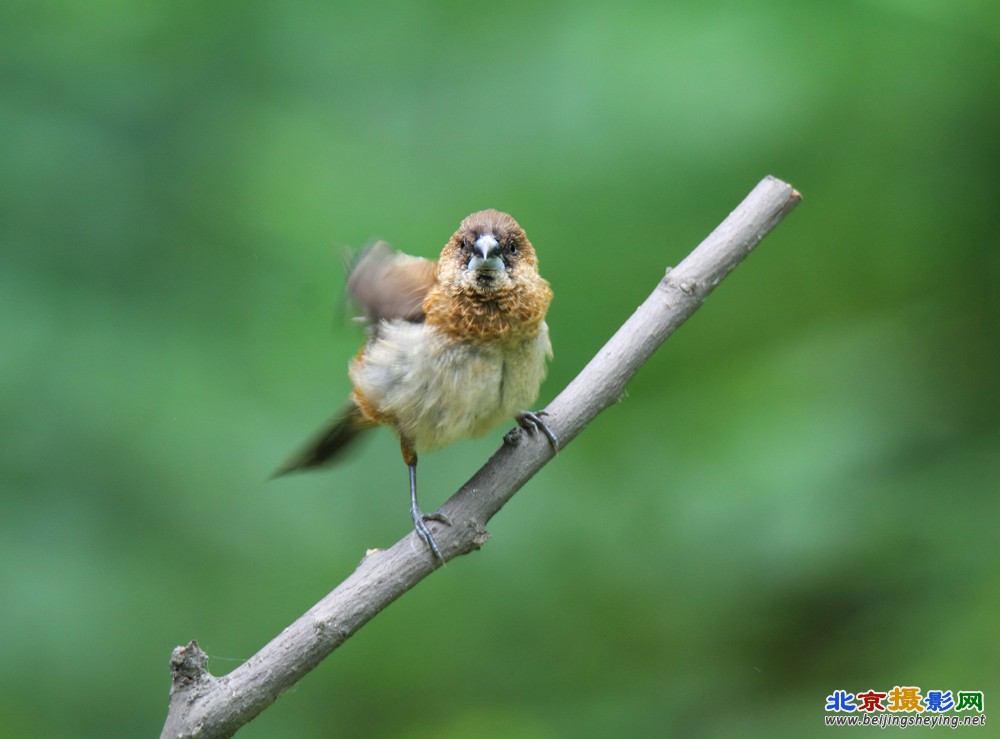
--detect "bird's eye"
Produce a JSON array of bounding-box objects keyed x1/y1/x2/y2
[{"x1": 507, "y1": 241, "x2": 518, "y2": 255}]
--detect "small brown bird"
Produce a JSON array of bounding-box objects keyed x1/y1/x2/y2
[{"x1": 276, "y1": 209, "x2": 557, "y2": 563}]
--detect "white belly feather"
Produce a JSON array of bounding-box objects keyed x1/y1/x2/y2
[{"x1": 350, "y1": 320, "x2": 551, "y2": 452}]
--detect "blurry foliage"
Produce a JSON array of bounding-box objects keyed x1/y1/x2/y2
[{"x1": 2, "y1": 1, "x2": 998, "y2": 736}]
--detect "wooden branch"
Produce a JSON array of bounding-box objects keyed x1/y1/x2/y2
[{"x1": 160, "y1": 176, "x2": 802, "y2": 738}]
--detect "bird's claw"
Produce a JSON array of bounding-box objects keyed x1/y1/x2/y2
[
  {"x1": 411, "y1": 508, "x2": 450, "y2": 566},
  {"x1": 517, "y1": 410, "x2": 559, "y2": 452}
]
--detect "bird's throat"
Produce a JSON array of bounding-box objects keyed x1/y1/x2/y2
[{"x1": 423, "y1": 279, "x2": 552, "y2": 345}]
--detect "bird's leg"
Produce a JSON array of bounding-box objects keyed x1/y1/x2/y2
[
  {"x1": 516, "y1": 410, "x2": 559, "y2": 452},
  {"x1": 401, "y1": 438, "x2": 450, "y2": 565}
]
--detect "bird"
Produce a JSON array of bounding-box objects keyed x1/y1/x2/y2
[{"x1": 275, "y1": 209, "x2": 557, "y2": 564}]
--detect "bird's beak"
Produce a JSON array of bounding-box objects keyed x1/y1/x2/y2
[{"x1": 468, "y1": 234, "x2": 505, "y2": 272}]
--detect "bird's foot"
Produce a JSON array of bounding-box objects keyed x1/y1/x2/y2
[
  {"x1": 411, "y1": 508, "x2": 451, "y2": 566},
  {"x1": 517, "y1": 410, "x2": 559, "y2": 452}
]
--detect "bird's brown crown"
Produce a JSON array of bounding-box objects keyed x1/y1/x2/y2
[{"x1": 424, "y1": 209, "x2": 552, "y2": 345}]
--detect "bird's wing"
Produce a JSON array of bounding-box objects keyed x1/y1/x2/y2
[{"x1": 347, "y1": 241, "x2": 438, "y2": 323}]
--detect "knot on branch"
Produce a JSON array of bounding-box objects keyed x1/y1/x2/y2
[
  {"x1": 661, "y1": 272, "x2": 707, "y2": 299},
  {"x1": 169, "y1": 640, "x2": 212, "y2": 692},
  {"x1": 470, "y1": 524, "x2": 490, "y2": 549}
]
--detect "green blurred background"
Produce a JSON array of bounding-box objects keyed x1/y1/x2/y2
[{"x1": 3, "y1": 1, "x2": 998, "y2": 736}]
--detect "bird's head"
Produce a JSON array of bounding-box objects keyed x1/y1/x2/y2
[{"x1": 437, "y1": 209, "x2": 539, "y2": 293}]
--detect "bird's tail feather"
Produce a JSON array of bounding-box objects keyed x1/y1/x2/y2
[{"x1": 273, "y1": 403, "x2": 375, "y2": 477}]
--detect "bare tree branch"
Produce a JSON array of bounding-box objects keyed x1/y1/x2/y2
[{"x1": 161, "y1": 175, "x2": 802, "y2": 738}]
